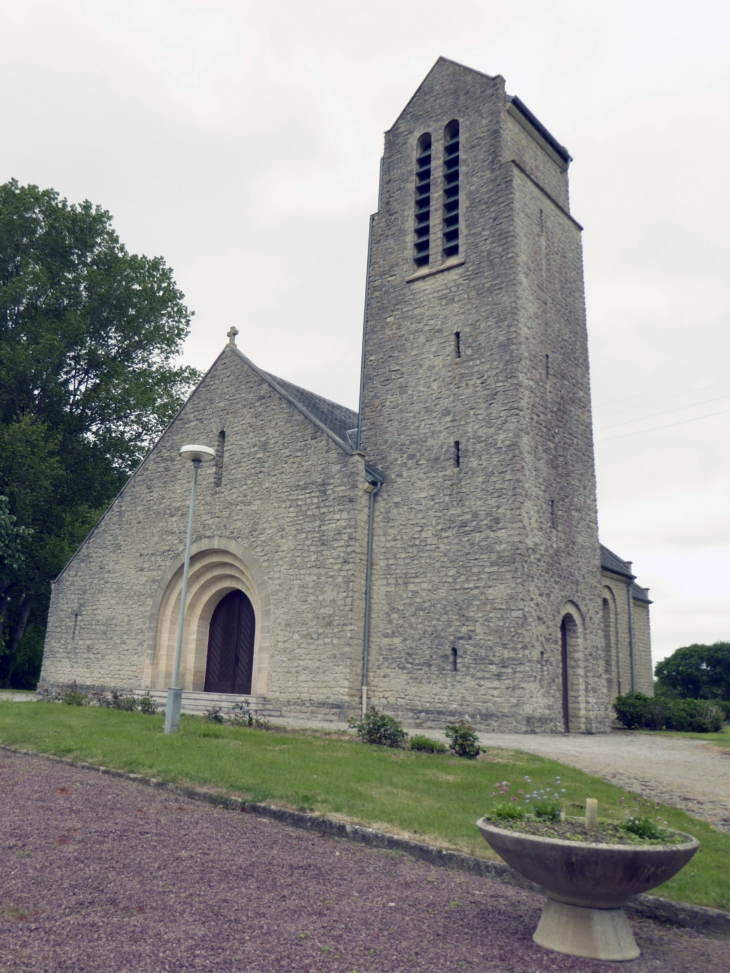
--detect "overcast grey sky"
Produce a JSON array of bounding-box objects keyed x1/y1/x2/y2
[{"x1": 2, "y1": 0, "x2": 728, "y2": 665}]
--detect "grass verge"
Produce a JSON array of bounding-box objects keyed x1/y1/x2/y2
[
  {"x1": 637, "y1": 726, "x2": 730, "y2": 749},
  {"x1": 1, "y1": 701, "x2": 728, "y2": 912}
]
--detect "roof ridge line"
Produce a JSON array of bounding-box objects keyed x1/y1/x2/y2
[
  {"x1": 230, "y1": 346, "x2": 355, "y2": 454},
  {"x1": 52, "y1": 345, "x2": 230, "y2": 585},
  {"x1": 261, "y1": 369, "x2": 358, "y2": 418}
]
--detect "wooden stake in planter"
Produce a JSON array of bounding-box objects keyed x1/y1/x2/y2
[{"x1": 585, "y1": 798, "x2": 598, "y2": 831}]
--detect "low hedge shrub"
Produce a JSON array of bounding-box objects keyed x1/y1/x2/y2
[
  {"x1": 348, "y1": 708, "x2": 407, "y2": 748},
  {"x1": 409, "y1": 734, "x2": 447, "y2": 754},
  {"x1": 614, "y1": 692, "x2": 723, "y2": 733},
  {"x1": 444, "y1": 720, "x2": 481, "y2": 758}
]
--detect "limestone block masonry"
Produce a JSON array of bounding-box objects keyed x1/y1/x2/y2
[
  {"x1": 40, "y1": 57, "x2": 652, "y2": 732},
  {"x1": 42, "y1": 348, "x2": 369, "y2": 722}
]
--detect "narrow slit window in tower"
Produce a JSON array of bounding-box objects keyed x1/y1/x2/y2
[
  {"x1": 214, "y1": 430, "x2": 226, "y2": 488},
  {"x1": 414, "y1": 133, "x2": 432, "y2": 267},
  {"x1": 443, "y1": 120, "x2": 460, "y2": 259},
  {"x1": 454, "y1": 331, "x2": 461, "y2": 359},
  {"x1": 451, "y1": 646, "x2": 458, "y2": 671},
  {"x1": 454, "y1": 440, "x2": 460, "y2": 468}
]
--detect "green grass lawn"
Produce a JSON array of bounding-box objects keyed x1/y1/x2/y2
[
  {"x1": 1, "y1": 701, "x2": 728, "y2": 912},
  {"x1": 637, "y1": 725, "x2": 730, "y2": 748}
]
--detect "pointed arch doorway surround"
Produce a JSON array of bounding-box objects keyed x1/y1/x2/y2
[{"x1": 204, "y1": 589, "x2": 255, "y2": 694}]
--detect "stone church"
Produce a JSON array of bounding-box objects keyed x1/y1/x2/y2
[{"x1": 40, "y1": 58, "x2": 653, "y2": 733}]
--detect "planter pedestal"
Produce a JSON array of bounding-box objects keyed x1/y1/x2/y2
[
  {"x1": 534, "y1": 898, "x2": 639, "y2": 961},
  {"x1": 476, "y1": 817, "x2": 699, "y2": 962}
]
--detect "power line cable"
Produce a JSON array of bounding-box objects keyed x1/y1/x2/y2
[
  {"x1": 593, "y1": 378, "x2": 730, "y2": 423},
  {"x1": 595, "y1": 391, "x2": 730, "y2": 432},
  {"x1": 597, "y1": 406, "x2": 730, "y2": 443},
  {"x1": 592, "y1": 365, "x2": 730, "y2": 412}
]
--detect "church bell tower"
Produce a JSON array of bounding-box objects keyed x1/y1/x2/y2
[{"x1": 358, "y1": 58, "x2": 607, "y2": 732}]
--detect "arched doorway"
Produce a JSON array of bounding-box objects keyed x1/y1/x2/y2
[
  {"x1": 204, "y1": 590, "x2": 255, "y2": 695},
  {"x1": 146, "y1": 543, "x2": 270, "y2": 695},
  {"x1": 560, "y1": 617, "x2": 570, "y2": 733},
  {"x1": 559, "y1": 612, "x2": 583, "y2": 733}
]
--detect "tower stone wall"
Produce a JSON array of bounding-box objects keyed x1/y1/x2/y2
[{"x1": 360, "y1": 59, "x2": 608, "y2": 731}]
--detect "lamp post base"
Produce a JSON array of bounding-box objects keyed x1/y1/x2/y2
[{"x1": 164, "y1": 688, "x2": 183, "y2": 734}]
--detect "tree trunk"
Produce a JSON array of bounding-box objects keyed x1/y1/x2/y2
[
  {"x1": 0, "y1": 577, "x2": 13, "y2": 646},
  {"x1": 0, "y1": 597, "x2": 31, "y2": 688}
]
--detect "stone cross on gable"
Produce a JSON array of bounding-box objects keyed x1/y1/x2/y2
[{"x1": 227, "y1": 326, "x2": 239, "y2": 346}]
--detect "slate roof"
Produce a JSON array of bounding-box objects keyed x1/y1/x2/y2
[
  {"x1": 227, "y1": 345, "x2": 359, "y2": 450},
  {"x1": 631, "y1": 583, "x2": 652, "y2": 604},
  {"x1": 260, "y1": 370, "x2": 359, "y2": 447},
  {"x1": 600, "y1": 545, "x2": 652, "y2": 604},
  {"x1": 600, "y1": 544, "x2": 634, "y2": 579}
]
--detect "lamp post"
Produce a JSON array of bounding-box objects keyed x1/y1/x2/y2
[{"x1": 164, "y1": 444, "x2": 215, "y2": 734}]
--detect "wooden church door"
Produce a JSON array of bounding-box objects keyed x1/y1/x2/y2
[
  {"x1": 204, "y1": 590, "x2": 255, "y2": 694},
  {"x1": 560, "y1": 618, "x2": 570, "y2": 734}
]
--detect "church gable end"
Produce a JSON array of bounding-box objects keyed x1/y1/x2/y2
[{"x1": 41, "y1": 343, "x2": 368, "y2": 715}]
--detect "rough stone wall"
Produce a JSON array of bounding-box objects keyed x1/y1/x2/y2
[
  {"x1": 601, "y1": 572, "x2": 654, "y2": 700},
  {"x1": 504, "y1": 112, "x2": 570, "y2": 210},
  {"x1": 41, "y1": 348, "x2": 368, "y2": 719},
  {"x1": 359, "y1": 57, "x2": 608, "y2": 731},
  {"x1": 602, "y1": 576, "x2": 632, "y2": 700},
  {"x1": 631, "y1": 600, "x2": 654, "y2": 696}
]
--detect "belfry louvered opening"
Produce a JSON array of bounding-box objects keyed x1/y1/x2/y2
[
  {"x1": 443, "y1": 120, "x2": 460, "y2": 259},
  {"x1": 413, "y1": 133, "x2": 432, "y2": 267}
]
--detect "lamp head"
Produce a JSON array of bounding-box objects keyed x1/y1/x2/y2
[{"x1": 179, "y1": 444, "x2": 216, "y2": 464}]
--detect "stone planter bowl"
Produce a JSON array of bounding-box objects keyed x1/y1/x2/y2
[{"x1": 476, "y1": 817, "x2": 699, "y2": 961}]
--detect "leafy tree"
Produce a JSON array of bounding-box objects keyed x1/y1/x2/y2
[
  {"x1": 654, "y1": 642, "x2": 730, "y2": 702},
  {"x1": 0, "y1": 179, "x2": 199, "y2": 686},
  {"x1": 0, "y1": 494, "x2": 30, "y2": 572}
]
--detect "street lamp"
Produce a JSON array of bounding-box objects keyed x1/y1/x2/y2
[{"x1": 164, "y1": 444, "x2": 216, "y2": 734}]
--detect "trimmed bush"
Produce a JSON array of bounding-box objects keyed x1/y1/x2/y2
[
  {"x1": 409, "y1": 734, "x2": 447, "y2": 754},
  {"x1": 62, "y1": 690, "x2": 86, "y2": 706},
  {"x1": 110, "y1": 691, "x2": 137, "y2": 712},
  {"x1": 444, "y1": 720, "x2": 481, "y2": 758},
  {"x1": 138, "y1": 693, "x2": 159, "y2": 715},
  {"x1": 348, "y1": 708, "x2": 407, "y2": 748},
  {"x1": 613, "y1": 692, "x2": 722, "y2": 733}
]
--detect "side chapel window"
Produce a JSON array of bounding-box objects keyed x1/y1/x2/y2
[
  {"x1": 443, "y1": 120, "x2": 460, "y2": 258},
  {"x1": 413, "y1": 133, "x2": 432, "y2": 267}
]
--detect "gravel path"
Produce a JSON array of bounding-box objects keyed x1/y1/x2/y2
[
  {"x1": 1, "y1": 752, "x2": 728, "y2": 973},
  {"x1": 478, "y1": 733, "x2": 730, "y2": 834}
]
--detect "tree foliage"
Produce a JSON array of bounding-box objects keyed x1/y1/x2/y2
[
  {"x1": 0, "y1": 179, "x2": 199, "y2": 686},
  {"x1": 654, "y1": 642, "x2": 730, "y2": 702}
]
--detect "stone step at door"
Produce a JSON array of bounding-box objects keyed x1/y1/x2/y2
[{"x1": 132, "y1": 689, "x2": 282, "y2": 719}]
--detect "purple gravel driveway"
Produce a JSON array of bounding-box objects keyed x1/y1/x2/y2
[{"x1": 1, "y1": 752, "x2": 728, "y2": 973}]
